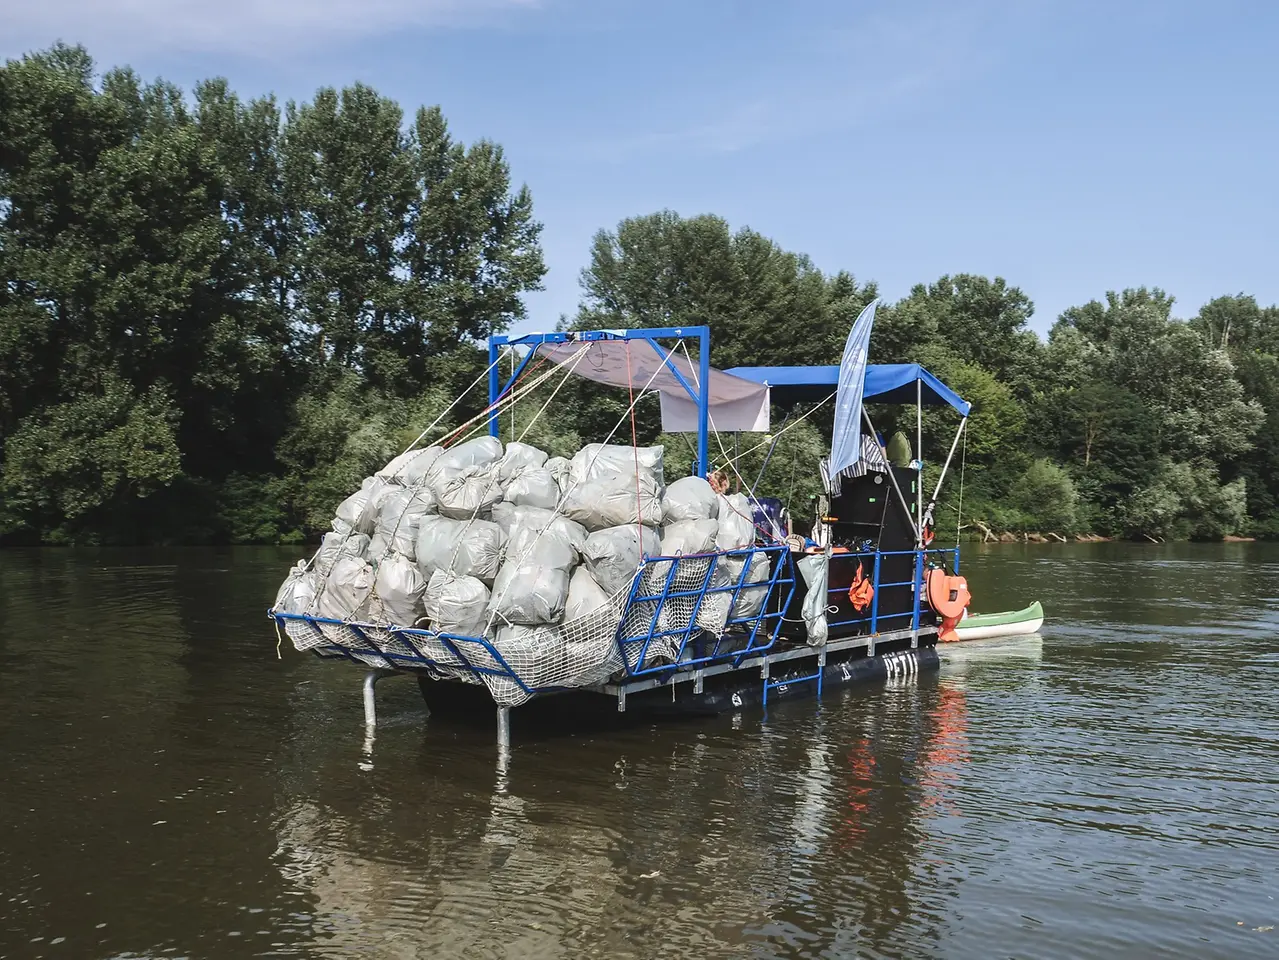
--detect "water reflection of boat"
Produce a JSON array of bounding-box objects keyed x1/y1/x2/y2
[{"x1": 269, "y1": 676, "x2": 969, "y2": 957}]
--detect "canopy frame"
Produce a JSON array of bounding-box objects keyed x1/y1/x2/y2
[{"x1": 489, "y1": 327, "x2": 714, "y2": 477}]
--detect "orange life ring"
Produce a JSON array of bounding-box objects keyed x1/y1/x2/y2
[{"x1": 925, "y1": 568, "x2": 971, "y2": 642}]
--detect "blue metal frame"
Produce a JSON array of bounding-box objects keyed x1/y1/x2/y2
[
  {"x1": 270, "y1": 543, "x2": 797, "y2": 701},
  {"x1": 614, "y1": 544, "x2": 796, "y2": 677},
  {"x1": 487, "y1": 327, "x2": 713, "y2": 478},
  {"x1": 824, "y1": 547, "x2": 959, "y2": 634}
]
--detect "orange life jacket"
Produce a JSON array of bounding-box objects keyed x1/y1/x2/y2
[{"x1": 848, "y1": 561, "x2": 875, "y2": 612}]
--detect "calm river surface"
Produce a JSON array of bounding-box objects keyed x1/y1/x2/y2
[{"x1": 1, "y1": 543, "x2": 1277, "y2": 959}]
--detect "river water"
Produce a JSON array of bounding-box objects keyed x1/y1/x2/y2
[{"x1": 1, "y1": 543, "x2": 1276, "y2": 959}]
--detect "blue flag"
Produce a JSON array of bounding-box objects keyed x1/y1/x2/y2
[{"x1": 829, "y1": 299, "x2": 878, "y2": 478}]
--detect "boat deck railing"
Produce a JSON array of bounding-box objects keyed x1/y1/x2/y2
[
  {"x1": 271, "y1": 543, "x2": 798, "y2": 707},
  {"x1": 824, "y1": 546, "x2": 959, "y2": 635}
]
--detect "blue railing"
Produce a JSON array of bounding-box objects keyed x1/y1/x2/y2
[
  {"x1": 615, "y1": 544, "x2": 796, "y2": 677},
  {"x1": 824, "y1": 546, "x2": 959, "y2": 634},
  {"x1": 270, "y1": 543, "x2": 797, "y2": 703}
]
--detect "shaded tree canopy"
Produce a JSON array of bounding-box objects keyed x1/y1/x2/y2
[{"x1": 2, "y1": 47, "x2": 1276, "y2": 544}]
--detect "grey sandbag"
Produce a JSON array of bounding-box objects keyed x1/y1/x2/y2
[
  {"x1": 715, "y1": 493, "x2": 756, "y2": 550},
  {"x1": 377, "y1": 445, "x2": 444, "y2": 486},
  {"x1": 335, "y1": 476, "x2": 391, "y2": 535},
  {"x1": 495, "y1": 441, "x2": 548, "y2": 483},
  {"x1": 423, "y1": 570, "x2": 491, "y2": 638},
  {"x1": 560, "y1": 471, "x2": 664, "y2": 530},
  {"x1": 659, "y1": 518, "x2": 719, "y2": 556},
  {"x1": 368, "y1": 486, "x2": 435, "y2": 562},
  {"x1": 545, "y1": 456, "x2": 570, "y2": 489},
  {"x1": 488, "y1": 523, "x2": 577, "y2": 626},
  {"x1": 313, "y1": 530, "x2": 371, "y2": 577},
  {"x1": 661, "y1": 475, "x2": 719, "y2": 523},
  {"x1": 434, "y1": 463, "x2": 503, "y2": 519},
  {"x1": 415, "y1": 515, "x2": 505, "y2": 583},
  {"x1": 568, "y1": 443, "x2": 665, "y2": 486},
  {"x1": 490, "y1": 504, "x2": 587, "y2": 554},
  {"x1": 275, "y1": 560, "x2": 319, "y2": 615},
  {"x1": 796, "y1": 552, "x2": 829, "y2": 645},
  {"x1": 581, "y1": 524, "x2": 661, "y2": 597},
  {"x1": 373, "y1": 552, "x2": 427, "y2": 626},
  {"x1": 564, "y1": 566, "x2": 612, "y2": 620},
  {"x1": 426, "y1": 436, "x2": 503, "y2": 485},
  {"x1": 720, "y1": 550, "x2": 772, "y2": 620},
  {"x1": 316, "y1": 555, "x2": 376, "y2": 622},
  {"x1": 503, "y1": 467, "x2": 560, "y2": 510}
]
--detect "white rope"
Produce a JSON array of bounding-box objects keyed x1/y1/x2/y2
[
  {"x1": 516, "y1": 345, "x2": 593, "y2": 443},
  {"x1": 728, "y1": 390, "x2": 836, "y2": 461},
  {"x1": 484, "y1": 340, "x2": 684, "y2": 631},
  {"x1": 400, "y1": 352, "x2": 504, "y2": 455}
]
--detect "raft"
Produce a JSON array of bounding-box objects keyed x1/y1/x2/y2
[{"x1": 952, "y1": 601, "x2": 1043, "y2": 641}]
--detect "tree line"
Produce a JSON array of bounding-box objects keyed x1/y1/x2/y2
[{"x1": 2, "y1": 45, "x2": 1276, "y2": 545}]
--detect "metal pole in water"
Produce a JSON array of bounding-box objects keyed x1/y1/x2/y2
[
  {"x1": 496, "y1": 705, "x2": 511, "y2": 753},
  {"x1": 363, "y1": 671, "x2": 380, "y2": 727}
]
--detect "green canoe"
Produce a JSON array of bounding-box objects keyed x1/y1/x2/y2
[{"x1": 952, "y1": 601, "x2": 1044, "y2": 641}]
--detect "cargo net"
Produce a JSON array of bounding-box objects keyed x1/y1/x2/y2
[{"x1": 269, "y1": 347, "x2": 790, "y2": 707}]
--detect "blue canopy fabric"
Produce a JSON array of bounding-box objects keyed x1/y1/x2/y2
[{"x1": 724, "y1": 362, "x2": 971, "y2": 417}]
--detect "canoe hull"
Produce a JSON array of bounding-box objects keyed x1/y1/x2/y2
[{"x1": 951, "y1": 601, "x2": 1044, "y2": 642}]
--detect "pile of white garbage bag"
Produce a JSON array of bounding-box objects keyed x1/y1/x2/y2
[{"x1": 273, "y1": 436, "x2": 772, "y2": 698}]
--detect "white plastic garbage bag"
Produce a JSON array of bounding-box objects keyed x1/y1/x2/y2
[
  {"x1": 368, "y1": 486, "x2": 435, "y2": 561},
  {"x1": 275, "y1": 560, "x2": 319, "y2": 615},
  {"x1": 434, "y1": 463, "x2": 503, "y2": 519},
  {"x1": 581, "y1": 524, "x2": 661, "y2": 597},
  {"x1": 560, "y1": 472, "x2": 663, "y2": 530},
  {"x1": 715, "y1": 493, "x2": 756, "y2": 550},
  {"x1": 377, "y1": 445, "x2": 444, "y2": 487},
  {"x1": 564, "y1": 565, "x2": 612, "y2": 621},
  {"x1": 569, "y1": 443, "x2": 664, "y2": 486},
  {"x1": 662, "y1": 476, "x2": 719, "y2": 523},
  {"x1": 797, "y1": 553, "x2": 829, "y2": 645},
  {"x1": 489, "y1": 529, "x2": 576, "y2": 626},
  {"x1": 423, "y1": 570, "x2": 491, "y2": 638},
  {"x1": 335, "y1": 476, "x2": 391, "y2": 535},
  {"x1": 504, "y1": 467, "x2": 560, "y2": 510},
  {"x1": 659, "y1": 519, "x2": 719, "y2": 556},
  {"x1": 373, "y1": 553, "x2": 427, "y2": 626},
  {"x1": 720, "y1": 550, "x2": 772, "y2": 620},
  {"x1": 496, "y1": 441, "x2": 548, "y2": 483},
  {"x1": 313, "y1": 530, "x2": 371, "y2": 577},
  {"x1": 545, "y1": 456, "x2": 570, "y2": 489},
  {"x1": 491, "y1": 504, "x2": 587, "y2": 553},
  {"x1": 415, "y1": 515, "x2": 505, "y2": 583},
  {"x1": 426, "y1": 436, "x2": 503, "y2": 485},
  {"x1": 316, "y1": 555, "x2": 376, "y2": 622}
]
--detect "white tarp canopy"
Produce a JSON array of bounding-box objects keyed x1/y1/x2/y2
[{"x1": 535, "y1": 339, "x2": 771, "y2": 432}]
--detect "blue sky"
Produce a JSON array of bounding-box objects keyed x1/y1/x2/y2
[{"x1": 7, "y1": 0, "x2": 1278, "y2": 337}]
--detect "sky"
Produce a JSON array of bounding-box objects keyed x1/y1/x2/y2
[{"x1": 5, "y1": 0, "x2": 1278, "y2": 338}]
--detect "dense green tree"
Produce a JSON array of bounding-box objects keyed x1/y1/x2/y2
[{"x1": 0, "y1": 45, "x2": 544, "y2": 544}]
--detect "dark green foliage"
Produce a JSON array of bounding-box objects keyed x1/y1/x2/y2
[
  {"x1": 1, "y1": 45, "x2": 544, "y2": 544},
  {"x1": 3, "y1": 47, "x2": 1277, "y2": 544}
]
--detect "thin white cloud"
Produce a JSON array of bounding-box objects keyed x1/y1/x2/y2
[{"x1": 4, "y1": 0, "x2": 540, "y2": 60}]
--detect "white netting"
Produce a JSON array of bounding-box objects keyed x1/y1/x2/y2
[{"x1": 273, "y1": 392, "x2": 787, "y2": 701}]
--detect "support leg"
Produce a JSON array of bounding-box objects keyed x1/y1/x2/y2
[
  {"x1": 496, "y1": 705, "x2": 511, "y2": 752},
  {"x1": 362, "y1": 669, "x2": 396, "y2": 727}
]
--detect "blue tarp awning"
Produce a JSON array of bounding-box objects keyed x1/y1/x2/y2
[{"x1": 725, "y1": 364, "x2": 971, "y2": 417}]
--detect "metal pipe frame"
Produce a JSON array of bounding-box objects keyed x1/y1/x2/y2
[
  {"x1": 487, "y1": 326, "x2": 713, "y2": 477},
  {"x1": 920, "y1": 416, "x2": 968, "y2": 532}
]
